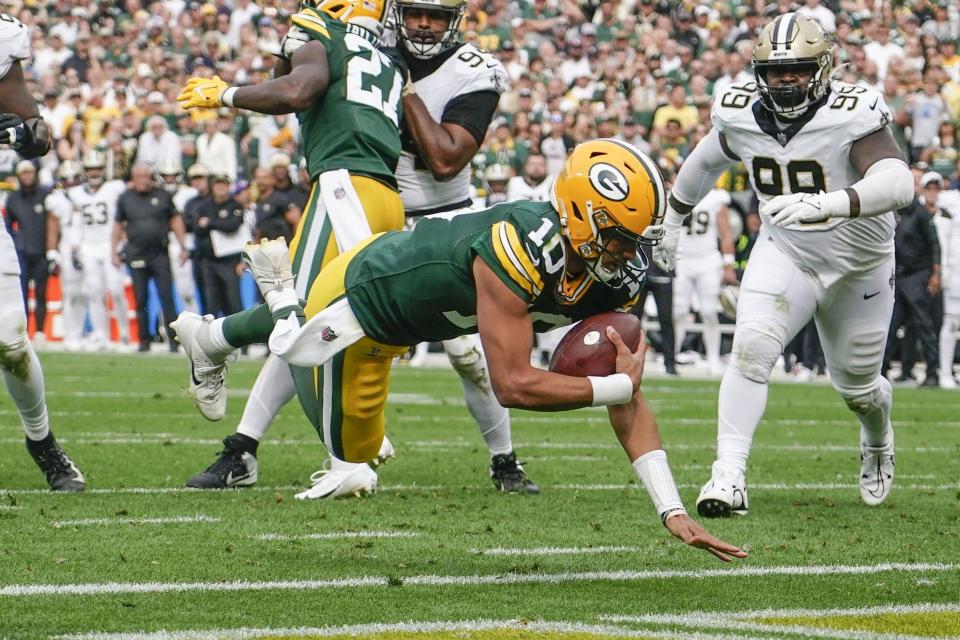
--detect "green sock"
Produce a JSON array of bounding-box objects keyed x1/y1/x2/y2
[{"x1": 222, "y1": 304, "x2": 276, "y2": 348}]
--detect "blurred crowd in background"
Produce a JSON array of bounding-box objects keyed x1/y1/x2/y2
[{"x1": 2, "y1": 0, "x2": 960, "y2": 384}]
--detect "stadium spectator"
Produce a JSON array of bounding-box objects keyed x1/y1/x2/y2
[
  {"x1": 192, "y1": 174, "x2": 245, "y2": 320},
  {"x1": 5, "y1": 161, "x2": 54, "y2": 341},
  {"x1": 884, "y1": 172, "x2": 944, "y2": 386},
  {"x1": 114, "y1": 163, "x2": 188, "y2": 353}
]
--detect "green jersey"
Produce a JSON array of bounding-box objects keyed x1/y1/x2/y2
[
  {"x1": 289, "y1": 10, "x2": 402, "y2": 187},
  {"x1": 345, "y1": 201, "x2": 643, "y2": 345}
]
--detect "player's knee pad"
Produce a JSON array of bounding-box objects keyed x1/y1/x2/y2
[
  {"x1": 729, "y1": 321, "x2": 782, "y2": 383},
  {"x1": 837, "y1": 377, "x2": 890, "y2": 416},
  {"x1": 0, "y1": 307, "x2": 29, "y2": 361},
  {"x1": 444, "y1": 334, "x2": 483, "y2": 371}
]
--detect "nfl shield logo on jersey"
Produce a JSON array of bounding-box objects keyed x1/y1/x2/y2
[
  {"x1": 321, "y1": 326, "x2": 338, "y2": 342},
  {"x1": 334, "y1": 187, "x2": 346, "y2": 200}
]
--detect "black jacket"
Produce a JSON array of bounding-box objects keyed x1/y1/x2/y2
[{"x1": 894, "y1": 197, "x2": 941, "y2": 276}]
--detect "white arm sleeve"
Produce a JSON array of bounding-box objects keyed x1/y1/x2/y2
[
  {"x1": 820, "y1": 157, "x2": 915, "y2": 219},
  {"x1": 671, "y1": 128, "x2": 738, "y2": 208}
]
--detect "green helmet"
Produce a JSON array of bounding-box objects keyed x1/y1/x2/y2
[
  {"x1": 393, "y1": 0, "x2": 466, "y2": 59},
  {"x1": 753, "y1": 13, "x2": 833, "y2": 118}
]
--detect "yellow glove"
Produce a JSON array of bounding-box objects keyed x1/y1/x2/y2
[{"x1": 177, "y1": 75, "x2": 230, "y2": 110}]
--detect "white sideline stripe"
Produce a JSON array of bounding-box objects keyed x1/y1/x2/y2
[
  {"x1": 604, "y1": 602, "x2": 960, "y2": 640},
  {"x1": 471, "y1": 546, "x2": 639, "y2": 556},
  {"x1": 413, "y1": 440, "x2": 954, "y2": 453},
  {"x1": 4, "y1": 562, "x2": 958, "y2": 597},
  {"x1": 0, "y1": 505, "x2": 18, "y2": 511},
  {"x1": 52, "y1": 515, "x2": 220, "y2": 527},
  {"x1": 256, "y1": 530, "x2": 418, "y2": 541},
  {"x1": 1, "y1": 480, "x2": 958, "y2": 496},
  {"x1": 559, "y1": 482, "x2": 960, "y2": 491},
  {"x1": 54, "y1": 619, "x2": 738, "y2": 640}
]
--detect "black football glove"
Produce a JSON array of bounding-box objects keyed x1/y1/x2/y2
[{"x1": 0, "y1": 113, "x2": 26, "y2": 148}]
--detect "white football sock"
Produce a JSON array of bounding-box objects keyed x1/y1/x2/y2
[
  {"x1": 444, "y1": 336, "x2": 513, "y2": 456},
  {"x1": 940, "y1": 314, "x2": 958, "y2": 380},
  {"x1": 702, "y1": 312, "x2": 722, "y2": 369},
  {"x1": 855, "y1": 377, "x2": 893, "y2": 450},
  {"x1": 2, "y1": 342, "x2": 50, "y2": 441},
  {"x1": 716, "y1": 369, "x2": 768, "y2": 476},
  {"x1": 62, "y1": 291, "x2": 87, "y2": 346},
  {"x1": 236, "y1": 354, "x2": 296, "y2": 442},
  {"x1": 112, "y1": 289, "x2": 130, "y2": 341},
  {"x1": 201, "y1": 317, "x2": 240, "y2": 361},
  {"x1": 88, "y1": 292, "x2": 110, "y2": 344}
]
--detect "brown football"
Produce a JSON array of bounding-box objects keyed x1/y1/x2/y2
[{"x1": 548, "y1": 312, "x2": 643, "y2": 377}]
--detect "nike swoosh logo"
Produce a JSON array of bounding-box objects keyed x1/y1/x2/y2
[
  {"x1": 486, "y1": 61, "x2": 499, "y2": 68},
  {"x1": 870, "y1": 97, "x2": 878, "y2": 110},
  {"x1": 863, "y1": 291, "x2": 881, "y2": 300}
]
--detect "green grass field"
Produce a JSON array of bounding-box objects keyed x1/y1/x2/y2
[{"x1": 1, "y1": 352, "x2": 959, "y2": 639}]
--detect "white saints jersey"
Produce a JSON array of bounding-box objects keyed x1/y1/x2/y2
[
  {"x1": 0, "y1": 13, "x2": 30, "y2": 81},
  {"x1": 0, "y1": 14, "x2": 30, "y2": 274},
  {"x1": 505, "y1": 175, "x2": 554, "y2": 202},
  {"x1": 66, "y1": 180, "x2": 126, "y2": 248},
  {"x1": 679, "y1": 188, "x2": 730, "y2": 258},
  {"x1": 396, "y1": 44, "x2": 507, "y2": 214},
  {"x1": 712, "y1": 81, "x2": 895, "y2": 285}
]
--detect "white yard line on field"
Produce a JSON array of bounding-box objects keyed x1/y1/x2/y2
[
  {"x1": 4, "y1": 562, "x2": 958, "y2": 597},
  {"x1": 603, "y1": 602, "x2": 960, "y2": 640},
  {"x1": 470, "y1": 546, "x2": 639, "y2": 556},
  {"x1": 54, "y1": 619, "x2": 746, "y2": 640},
  {"x1": 256, "y1": 530, "x2": 418, "y2": 541},
  {"x1": 51, "y1": 515, "x2": 220, "y2": 527},
  {"x1": 1, "y1": 480, "x2": 957, "y2": 496}
]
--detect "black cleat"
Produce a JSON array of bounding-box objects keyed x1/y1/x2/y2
[
  {"x1": 490, "y1": 452, "x2": 540, "y2": 494},
  {"x1": 186, "y1": 434, "x2": 259, "y2": 489},
  {"x1": 26, "y1": 434, "x2": 86, "y2": 492}
]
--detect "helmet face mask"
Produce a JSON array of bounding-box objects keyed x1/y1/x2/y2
[
  {"x1": 394, "y1": 0, "x2": 465, "y2": 59},
  {"x1": 753, "y1": 13, "x2": 833, "y2": 119},
  {"x1": 552, "y1": 138, "x2": 666, "y2": 291}
]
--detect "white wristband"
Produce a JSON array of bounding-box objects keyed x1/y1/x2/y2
[
  {"x1": 587, "y1": 373, "x2": 633, "y2": 406},
  {"x1": 722, "y1": 253, "x2": 735, "y2": 266},
  {"x1": 632, "y1": 449, "x2": 686, "y2": 523},
  {"x1": 220, "y1": 86, "x2": 238, "y2": 108}
]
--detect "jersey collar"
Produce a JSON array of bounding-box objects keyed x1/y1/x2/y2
[{"x1": 751, "y1": 92, "x2": 828, "y2": 147}]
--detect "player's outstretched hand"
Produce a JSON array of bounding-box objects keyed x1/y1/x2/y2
[
  {"x1": 177, "y1": 76, "x2": 229, "y2": 110},
  {"x1": 761, "y1": 192, "x2": 830, "y2": 227},
  {"x1": 665, "y1": 513, "x2": 749, "y2": 562},
  {"x1": 608, "y1": 326, "x2": 646, "y2": 391}
]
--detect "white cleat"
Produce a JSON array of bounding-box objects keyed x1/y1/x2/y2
[
  {"x1": 369, "y1": 435, "x2": 396, "y2": 469},
  {"x1": 171, "y1": 311, "x2": 236, "y2": 421},
  {"x1": 295, "y1": 462, "x2": 378, "y2": 500},
  {"x1": 242, "y1": 238, "x2": 294, "y2": 296},
  {"x1": 860, "y1": 427, "x2": 894, "y2": 506},
  {"x1": 696, "y1": 462, "x2": 749, "y2": 518},
  {"x1": 940, "y1": 376, "x2": 958, "y2": 390}
]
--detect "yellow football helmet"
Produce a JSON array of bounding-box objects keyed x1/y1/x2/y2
[
  {"x1": 753, "y1": 12, "x2": 833, "y2": 118},
  {"x1": 552, "y1": 138, "x2": 666, "y2": 287},
  {"x1": 312, "y1": 0, "x2": 391, "y2": 33}
]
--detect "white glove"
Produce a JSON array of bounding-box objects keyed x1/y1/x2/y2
[
  {"x1": 651, "y1": 207, "x2": 686, "y2": 272},
  {"x1": 761, "y1": 190, "x2": 850, "y2": 228}
]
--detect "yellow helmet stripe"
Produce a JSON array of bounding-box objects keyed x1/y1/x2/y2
[
  {"x1": 292, "y1": 10, "x2": 331, "y2": 38},
  {"x1": 605, "y1": 138, "x2": 666, "y2": 226},
  {"x1": 490, "y1": 222, "x2": 540, "y2": 296}
]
